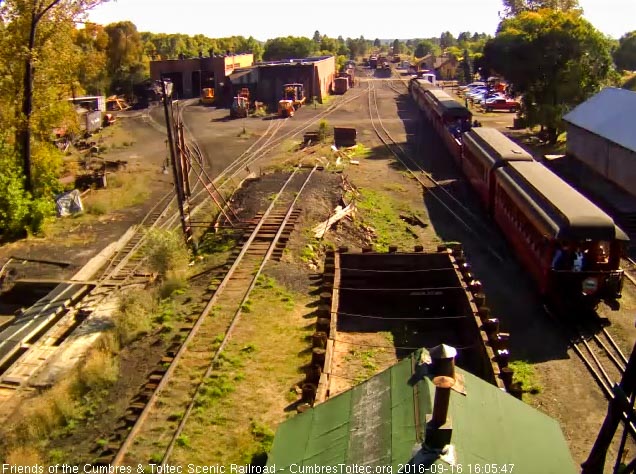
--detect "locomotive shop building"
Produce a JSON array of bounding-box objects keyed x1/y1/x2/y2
[
  {"x1": 563, "y1": 87, "x2": 636, "y2": 200},
  {"x1": 228, "y1": 55, "x2": 336, "y2": 106},
  {"x1": 150, "y1": 54, "x2": 335, "y2": 107},
  {"x1": 150, "y1": 52, "x2": 254, "y2": 102}
]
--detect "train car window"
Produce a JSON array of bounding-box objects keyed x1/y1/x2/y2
[{"x1": 592, "y1": 241, "x2": 610, "y2": 264}]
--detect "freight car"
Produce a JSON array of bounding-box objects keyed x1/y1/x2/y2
[
  {"x1": 409, "y1": 78, "x2": 628, "y2": 311},
  {"x1": 334, "y1": 77, "x2": 349, "y2": 95}
]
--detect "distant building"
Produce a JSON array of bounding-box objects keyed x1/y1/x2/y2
[
  {"x1": 563, "y1": 87, "x2": 636, "y2": 199},
  {"x1": 228, "y1": 56, "x2": 336, "y2": 106},
  {"x1": 149, "y1": 52, "x2": 254, "y2": 103},
  {"x1": 414, "y1": 53, "x2": 458, "y2": 80}
]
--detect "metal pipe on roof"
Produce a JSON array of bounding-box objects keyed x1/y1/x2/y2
[
  {"x1": 431, "y1": 376, "x2": 455, "y2": 427},
  {"x1": 430, "y1": 344, "x2": 457, "y2": 378}
]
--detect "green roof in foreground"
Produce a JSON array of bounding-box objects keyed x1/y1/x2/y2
[{"x1": 267, "y1": 349, "x2": 577, "y2": 474}]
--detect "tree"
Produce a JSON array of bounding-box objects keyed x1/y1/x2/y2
[
  {"x1": 346, "y1": 37, "x2": 368, "y2": 59},
  {"x1": 105, "y1": 21, "x2": 148, "y2": 95},
  {"x1": 460, "y1": 49, "x2": 472, "y2": 83},
  {"x1": 613, "y1": 31, "x2": 636, "y2": 71},
  {"x1": 74, "y1": 22, "x2": 109, "y2": 94},
  {"x1": 263, "y1": 36, "x2": 315, "y2": 60},
  {"x1": 392, "y1": 39, "x2": 402, "y2": 54},
  {"x1": 483, "y1": 9, "x2": 613, "y2": 143},
  {"x1": 373, "y1": 38, "x2": 381, "y2": 47},
  {"x1": 501, "y1": 0, "x2": 580, "y2": 17},
  {"x1": 313, "y1": 30, "x2": 321, "y2": 43},
  {"x1": 320, "y1": 35, "x2": 338, "y2": 55},
  {"x1": 440, "y1": 31, "x2": 456, "y2": 49},
  {"x1": 0, "y1": 0, "x2": 107, "y2": 193},
  {"x1": 414, "y1": 40, "x2": 435, "y2": 58}
]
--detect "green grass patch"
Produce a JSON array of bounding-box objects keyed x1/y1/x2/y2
[
  {"x1": 198, "y1": 230, "x2": 237, "y2": 255},
  {"x1": 345, "y1": 144, "x2": 372, "y2": 159},
  {"x1": 356, "y1": 188, "x2": 417, "y2": 251},
  {"x1": 82, "y1": 172, "x2": 150, "y2": 213},
  {"x1": 508, "y1": 360, "x2": 542, "y2": 397}
]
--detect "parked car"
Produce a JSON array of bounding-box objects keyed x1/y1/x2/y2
[
  {"x1": 459, "y1": 81, "x2": 485, "y2": 91},
  {"x1": 473, "y1": 92, "x2": 505, "y2": 104},
  {"x1": 465, "y1": 87, "x2": 488, "y2": 99},
  {"x1": 483, "y1": 97, "x2": 520, "y2": 112}
]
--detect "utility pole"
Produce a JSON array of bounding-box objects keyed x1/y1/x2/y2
[{"x1": 161, "y1": 79, "x2": 194, "y2": 253}]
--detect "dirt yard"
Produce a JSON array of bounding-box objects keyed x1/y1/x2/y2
[{"x1": 2, "y1": 67, "x2": 635, "y2": 471}]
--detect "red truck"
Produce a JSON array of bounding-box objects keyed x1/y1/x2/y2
[{"x1": 483, "y1": 97, "x2": 520, "y2": 112}]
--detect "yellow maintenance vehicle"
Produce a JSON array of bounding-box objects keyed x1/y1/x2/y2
[
  {"x1": 200, "y1": 87, "x2": 215, "y2": 105},
  {"x1": 230, "y1": 88, "x2": 250, "y2": 118},
  {"x1": 278, "y1": 83, "x2": 305, "y2": 117}
]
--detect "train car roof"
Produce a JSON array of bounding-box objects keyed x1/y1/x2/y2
[
  {"x1": 496, "y1": 161, "x2": 628, "y2": 241},
  {"x1": 464, "y1": 128, "x2": 534, "y2": 163},
  {"x1": 426, "y1": 89, "x2": 472, "y2": 119}
]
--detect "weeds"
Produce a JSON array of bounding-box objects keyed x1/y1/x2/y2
[
  {"x1": 81, "y1": 172, "x2": 149, "y2": 213},
  {"x1": 318, "y1": 119, "x2": 329, "y2": 142},
  {"x1": 143, "y1": 228, "x2": 190, "y2": 279},
  {"x1": 356, "y1": 188, "x2": 415, "y2": 251},
  {"x1": 195, "y1": 374, "x2": 236, "y2": 408},
  {"x1": 4, "y1": 447, "x2": 43, "y2": 464},
  {"x1": 509, "y1": 360, "x2": 542, "y2": 396},
  {"x1": 198, "y1": 230, "x2": 237, "y2": 255},
  {"x1": 86, "y1": 202, "x2": 107, "y2": 215},
  {"x1": 115, "y1": 289, "x2": 156, "y2": 345},
  {"x1": 160, "y1": 276, "x2": 188, "y2": 299},
  {"x1": 244, "y1": 421, "x2": 275, "y2": 464},
  {"x1": 76, "y1": 348, "x2": 119, "y2": 392},
  {"x1": 346, "y1": 144, "x2": 372, "y2": 159}
]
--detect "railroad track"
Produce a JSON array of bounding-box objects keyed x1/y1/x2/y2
[
  {"x1": 622, "y1": 257, "x2": 636, "y2": 287},
  {"x1": 366, "y1": 78, "x2": 505, "y2": 262},
  {"x1": 0, "y1": 83, "x2": 367, "y2": 407},
  {"x1": 91, "y1": 166, "x2": 317, "y2": 466},
  {"x1": 156, "y1": 87, "x2": 368, "y2": 231}
]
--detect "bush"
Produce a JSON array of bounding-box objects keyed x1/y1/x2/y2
[
  {"x1": 0, "y1": 142, "x2": 32, "y2": 238},
  {"x1": 17, "y1": 380, "x2": 78, "y2": 441},
  {"x1": 318, "y1": 119, "x2": 329, "y2": 142},
  {"x1": 76, "y1": 348, "x2": 119, "y2": 392},
  {"x1": 143, "y1": 229, "x2": 190, "y2": 279},
  {"x1": 115, "y1": 289, "x2": 156, "y2": 345}
]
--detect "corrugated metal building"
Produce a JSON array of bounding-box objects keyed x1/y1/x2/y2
[
  {"x1": 563, "y1": 87, "x2": 636, "y2": 199},
  {"x1": 228, "y1": 56, "x2": 335, "y2": 106},
  {"x1": 267, "y1": 348, "x2": 577, "y2": 474}
]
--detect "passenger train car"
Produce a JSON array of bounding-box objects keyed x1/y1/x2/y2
[
  {"x1": 409, "y1": 79, "x2": 472, "y2": 163},
  {"x1": 409, "y1": 78, "x2": 628, "y2": 310}
]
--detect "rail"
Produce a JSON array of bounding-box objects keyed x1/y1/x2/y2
[
  {"x1": 109, "y1": 167, "x2": 316, "y2": 465},
  {"x1": 367, "y1": 79, "x2": 505, "y2": 262}
]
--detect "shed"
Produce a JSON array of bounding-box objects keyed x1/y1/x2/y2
[
  {"x1": 267, "y1": 348, "x2": 577, "y2": 474},
  {"x1": 563, "y1": 87, "x2": 636, "y2": 199}
]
